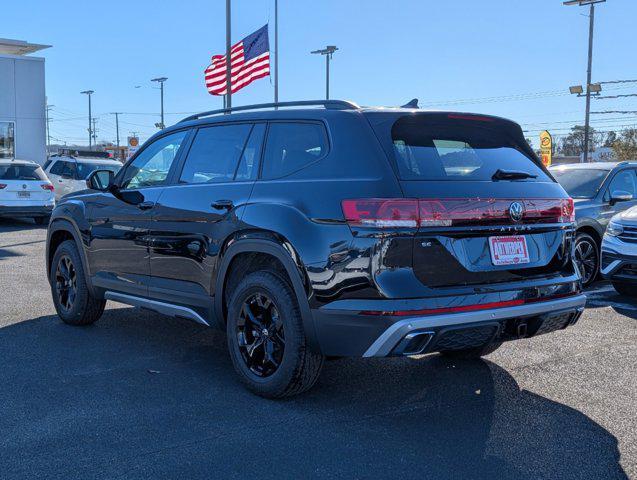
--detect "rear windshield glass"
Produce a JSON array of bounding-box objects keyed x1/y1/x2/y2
[
  {"x1": 550, "y1": 168, "x2": 609, "y2": 199},
  {"x1": 0, "y1": 164, "x2": 47, "y2": 181},
  {"x1": 390, "y1": 116, "x2": 550, "y2": 182},
  {"x1": 76, "y1": 162, "x2": 120, "y2": 180}
]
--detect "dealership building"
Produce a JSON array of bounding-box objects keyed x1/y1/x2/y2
[{"x1": 0, "y1": 39, "x2": 50, "y2": 165}]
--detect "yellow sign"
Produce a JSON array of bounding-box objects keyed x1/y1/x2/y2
[{"x1": 540, "y1": 130, "x2": 552, "y2": 167}]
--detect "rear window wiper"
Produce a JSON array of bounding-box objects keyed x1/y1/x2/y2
[{"x1": 492, "y1": 169, "x2": 537, "y2": 181}]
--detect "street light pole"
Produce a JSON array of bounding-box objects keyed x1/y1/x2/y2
[
  {"x1": 151, "y1": 77, "x2": 168, "y2": 129},
  {"x1": 311, "y1": 45, "x2": 338, "y2": 100},
  {"x1": 110, "y1": 112, "x2": 121, "y2": 158},
  {"x1": 564, "y1": 0, "x2": 606, "y2": 162},
  {"x1": 80, "y1": 90, "x2": 94, "y2": 150}
]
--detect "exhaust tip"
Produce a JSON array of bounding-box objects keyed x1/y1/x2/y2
[{"x1": 393, "y1": 331, "x2": 434, "y2": 356}]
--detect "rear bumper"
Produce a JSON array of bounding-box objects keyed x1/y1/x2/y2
[
  {"x1": 0, "y1": 205, "x2": 54, "y2": 217},
  {"x1": 313, "y1": 292, "x2": 586, "y2": 357}
]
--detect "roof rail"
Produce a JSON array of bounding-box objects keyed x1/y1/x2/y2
[{"x1": 179, "y1": 99, "x2": 360, "y2": 123}]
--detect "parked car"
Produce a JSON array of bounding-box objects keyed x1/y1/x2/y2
[
  {"x1": 600, "y1": 206, "x2": 637, "y2": 296},
  {"x1": 44, "y1": 155, "x2": 122, "y2": 200},
  {"x1": 549, "y1": 161, "x2": 637, "y2": 286},
  {"x1": 46, "y1": 100, "x2": 586, "y2": 398},
  {"x1": 0, "y1": 159, "x2": 55, "y2": 224}
]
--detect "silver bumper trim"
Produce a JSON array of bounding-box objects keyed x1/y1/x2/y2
[
  {"x1": 362, "y1": 294, "x2": 587, "y2": 357},
  {"x1": 105, "y1": 291, "x2": 210, "y2": 326}
]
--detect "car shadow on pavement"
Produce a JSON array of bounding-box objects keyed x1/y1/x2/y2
[
  {"x1": 585, "y1": 282, "x2": 637, "y2": 321},
  {"x1": 0, "y1": 217, "x2": 46, "y2": 233},
  {"x1": 0, "y1": 308, "x2": 628, "y2": 480}
]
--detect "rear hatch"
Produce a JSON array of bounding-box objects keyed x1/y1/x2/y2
[
  {"x1": 0, "y1": 163, "x2": 53, "y2": 202},
  {"x1": 364, "y1": 112, "x2": 575, "y2": 291}
]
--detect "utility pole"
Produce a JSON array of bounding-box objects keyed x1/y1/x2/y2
[
  {"x1": 225, "y1": 0, "x2": 232, "y2": 110},
  {"x1": 151, "y1": 77, "x2": 168, "y2": 129},
  {"x1": 311, "y1": 46, "x2": 338, "y2": 100},
  {"x1": 564, "y1": 0, "x2": 606, "y2": 162},
  {"x1": 110, "y1": 112, "x2": 121, "y2": 159},
  {"x1": 80, "y1": 90, "x2": 94, "y2": 149},
  {"x1": 91, "y1": 118, "x2": 98, "y2": 147},
  {"x1": 45, "y1": 102, "x2": 53, "y2": 155},
  {"x1": 274, "y1": 0, "x2": 279, "y2": 105}
]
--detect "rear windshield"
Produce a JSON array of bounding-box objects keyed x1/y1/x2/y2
[
  {"x1": 76, "y1": 162, "x2": 120, "y2": 179},
  {"x1": 0, "y1": 164, "x2": 47, "y2": 181},
  {"x1": 390, "y1": 116, "x2": 550, "y2": 182}
]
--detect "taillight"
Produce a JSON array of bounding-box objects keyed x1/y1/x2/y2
[
  {"x1": 0, "y1": 184, "x2": 6, "y2": 189},
  {"x1": 41, "y1": 184, "x2": 55, "y2": 191},
  {"x1": 342, "y1": 198, "x2": 575, "y2": 229},
  {"x1": 342, "y1": 199, "x2": 419, "y2": 228}
]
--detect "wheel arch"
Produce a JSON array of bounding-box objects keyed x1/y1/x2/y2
[
  {"x1": 47, "y1": 218, "x2": 96, "y2": 295},
  {"x1": 214, "y1": 234, "x2": 320, "y2": 352}
]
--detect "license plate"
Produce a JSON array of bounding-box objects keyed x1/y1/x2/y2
[
  {"x1": 488, "y1": 235, "x2": 530, "y2": 266},
  {"x1": 17, "y1": 191, "x2": 30, "y2": 198}
]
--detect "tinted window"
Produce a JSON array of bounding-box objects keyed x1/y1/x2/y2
[
  {"x1": 609, "y1": 170, "x2": 637, "y2": 197},
  {"x1": 390, "y1": 116, "x2": 549, "y2": 181},
  {"x1": 262, "y1": 123, "x2": 328, "y2": 179},
  {"x1": 76, "y1": 162, "x2": 120, "y2": 180},
  {"x1": 121, "y1": 130, "x2": 187, "y2": 189},
  {"x1": 179, "y1": 124, "x2": 252, "y2": 184},
  {"x1": 0, "y1": 164, "x2": 47, "y2": 181},
  {"x1": 235, "y1": 124, "x2": 265, "y2": 181},
  {"x1": 48, "y1": 160, "x2": 66, "y2": 175},
  {"x1": 551, "y1": 168, "x2": 609, "y2": 199}
]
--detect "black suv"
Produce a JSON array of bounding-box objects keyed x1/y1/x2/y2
[{"x1": 46, "y1": 100, "x2": 586, "y2": 398}]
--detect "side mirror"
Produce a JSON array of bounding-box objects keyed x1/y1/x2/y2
[
  {"x1": 86, "y1": 169, "x2": 114, "y2": 191},
  {"x1": 610, "y1": 190, "x2": 633, "y2": 204}
]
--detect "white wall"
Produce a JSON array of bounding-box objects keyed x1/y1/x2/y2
[{"x1": 0, "y1": 54, "x2": 46, "y2": 165}]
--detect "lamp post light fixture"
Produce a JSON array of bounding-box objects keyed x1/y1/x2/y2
[
  {"x1": 311, "y1": 45, "x2": 338, "y2": 100},
  {"x1": 80, "y1": 90, "x2": 94, "y2": 150},
  {"x1": 563, "y1": 0, "x2": 606, "y2": 162},
  {"x1": 151, "y1": 77, "x2": 168, "y2": 129}
]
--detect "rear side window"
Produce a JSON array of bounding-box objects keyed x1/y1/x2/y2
[
  {"x1": 76, "y1": 162, "x2": 120, "y2": 180},
  {"x1": 261, "y1": 122, "x2": 328, "y2": 179},
  {"x1": 390, "y1": 116, "x2": 549, "y2": 182},
  {"x1": 48, "y1": 161, "x2": 66, "y2": 175},
  {"x1": 179, "y1": 124, "x2": 252, "y2": 184},
  {"x1": 0, "y1": 164, "x2": 47, "y2": 181}
]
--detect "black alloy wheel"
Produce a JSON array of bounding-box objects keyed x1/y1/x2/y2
[
  {"x1": 236, "y1": 292, "x2": 285, "y2": 377},
  {"x1": 55, "y1": 254, "x2": 77, "y2": 312},
  {"x1": 574, "y1": 233, "x2": 599, "y2": 287}
]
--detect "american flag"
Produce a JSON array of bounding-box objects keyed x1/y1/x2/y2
[{"x1": 205, "y1": 24, "x2": 270, "y2": 95}]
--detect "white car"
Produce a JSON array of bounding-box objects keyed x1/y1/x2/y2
[
  {"x1": 44, "y1": 156, "x2": 122, "y2": 200},
  {"x1": 0, "y1": 160, "x2": 55, "y2": 224}
]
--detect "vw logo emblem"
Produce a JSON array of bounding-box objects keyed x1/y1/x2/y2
[
  {"x1": 509, "y1": 202, "x2": 524, "y2": 222},
  {"x1": 22, "y1": 184, "x2": 27, "y2": 189}
]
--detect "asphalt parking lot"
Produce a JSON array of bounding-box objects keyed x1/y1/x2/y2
[{"x1": 0, "y1": 218, "x2": 635, "y2": 480}]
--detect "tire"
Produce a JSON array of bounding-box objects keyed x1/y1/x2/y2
[
  {"x1": 574, "y1": 233, "x2": 599, "y2": 287},
  {"x1": 226, "y1": 270, "x2": 324, "y2": 398},
  {"x1": 34, "y1": 216, "x2": 48, "y2": 226},
  {"x1": 50, "y1": 239, "x2": 105, "y2": 326},
  {"x1": 439, "y1": 341, "x2": 503, "y2": 360},
  {"x1": 612, "y1": 281, "x2": 637, "y2": 297}
]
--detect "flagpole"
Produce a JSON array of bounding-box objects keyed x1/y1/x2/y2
[
  {"x1": 225, "y1": 0, "x2": 232, "y2": 110},
  {"x1": 274, "y1": 0, "x2": 278, "y2": 105}
]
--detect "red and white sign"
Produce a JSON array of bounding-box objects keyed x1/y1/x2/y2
[{"x1": 488, "y1": 235, "x2": 530, "y2": 266}]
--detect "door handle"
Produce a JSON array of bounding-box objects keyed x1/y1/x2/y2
[
  {"x1": 137, "y1": 201, "x2": 155, "y2": 210},
  {"x1": 211, "y1": 199, "x2": 234, "y2": 210}
]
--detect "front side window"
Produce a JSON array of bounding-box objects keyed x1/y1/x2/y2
[
  {"x1": 0, "y1": 122, "x2": 15, "y2": 159},
  {"x1": 121, "y1": 130, "x2": 187, "y2": 189},
  {"x1": 608, "y1": 170, "x2": 637, "y2": 198},
  {"x1": 179, "y1": 124, "x2": 252, "y2": 184},
  {"x1": 390, "y1": 115, "x2": 550, "y2": 182},
  {"x1": 261, "y1": 122, "x2": 328, "y2": 179}
]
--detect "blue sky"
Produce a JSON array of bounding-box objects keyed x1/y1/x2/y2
[{"x1": 4, "y1": 0, "x2": 637, "y2": 146}]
